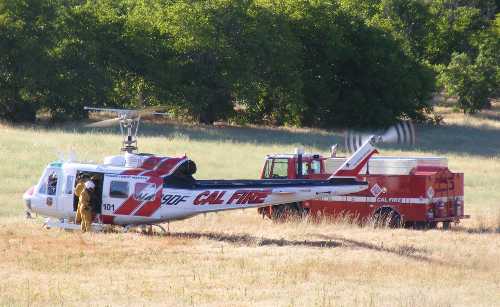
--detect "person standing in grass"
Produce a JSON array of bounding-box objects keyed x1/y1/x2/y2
[
  {"x1": 74, "y1": 174, "x2": 89, "y2": 224},
  {"x1": 78, "y1": 180, "x2": 96, "y2": 232}
]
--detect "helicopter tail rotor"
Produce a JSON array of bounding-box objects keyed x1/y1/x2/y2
[{"x1": 345, "y1": 120, "x2": 416, "y2": 153}]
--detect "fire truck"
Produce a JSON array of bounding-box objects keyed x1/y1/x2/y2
[{"x1": 258, "y1": 148, "x2": 469, "y2": 228}]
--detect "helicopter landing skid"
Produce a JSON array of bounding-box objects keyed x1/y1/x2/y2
[
  {"x1": 122, "y1": 224, "x2": 167, "y2": 235},
  {"x1": 43, "y1": 218, "x2": 105, "y2": 232}
]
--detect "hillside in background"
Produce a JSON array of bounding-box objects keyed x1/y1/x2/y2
[{"x1": 1, "y1": 0, "x2": 499, "y2": 127}]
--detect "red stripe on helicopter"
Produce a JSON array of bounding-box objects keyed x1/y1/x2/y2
[
  {"x1": 140, "y1": 157, "x2": 188, "y2": 177},
  {"x1": 113, "y1": 177, "x2": 161, "y2": 216},
  {"x1": 114, "y1": 178, "x2": 155, "y2": 215},
  {"x1": 138, "y1": 157, "x2": 170, "y2": 176},
  {"x1": 120, "y1": 156, "x2": 159, "y2": 176},
  {"x1": 113, "y1": 197, "x2": 141, "y2": 215},
  {"x1": 133, "y1": 186, "x2": 163, "y2": 217},
  {"x1": 114, "y1": 156, "x2": 188, "y2": 216},
  {"x1": 140, "y1": 156, "x2": 165, "y2": 170},
  {"x1": 120, "y1": 156, "x2": 187, "y2": 178},
  {"x1": 101, "y1": 215, "x2": 115, "y2": 224},
  {"x1": 120, "y1": 169, "x2": 144, "y2": 176},
  {"x1": 114, "y1": 157, "x2": 161, "y2": 215}
]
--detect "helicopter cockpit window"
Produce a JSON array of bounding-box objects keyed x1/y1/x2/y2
[
  {"x1": 110, "y1": 181, "x2": 129, "y2": 198},
  {"x1": 47, "y1": 173, "x2": 58, "y2": 195}
]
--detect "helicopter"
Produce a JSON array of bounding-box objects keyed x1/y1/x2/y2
[{"x1": 22, "y1": 107, "x2": 378, "y2": 232}]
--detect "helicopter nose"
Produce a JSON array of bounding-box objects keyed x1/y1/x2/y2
[{"x1": 23, "y1": 186, "x2": 35, "y2": 216}]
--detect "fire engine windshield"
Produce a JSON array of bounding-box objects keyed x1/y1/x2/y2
[{"x1": 271, "y1": 159, "x2": 288, "y2": 179}]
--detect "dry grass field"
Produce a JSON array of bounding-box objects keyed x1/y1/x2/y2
[{"x1": 0, "y1": 104, "x2": 499, "y2": 306}]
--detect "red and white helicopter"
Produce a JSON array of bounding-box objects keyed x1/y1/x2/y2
[{"x1": 22, "y1": 107, "x2": 377, "y2": 232}]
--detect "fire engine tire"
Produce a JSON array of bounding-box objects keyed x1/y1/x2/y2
[
  {"x1": 442, "y1": 221, "x2": 451, "y2": 230},
  {"x1": 374, "y1": 208, "x2": 402, "y2": 228}
]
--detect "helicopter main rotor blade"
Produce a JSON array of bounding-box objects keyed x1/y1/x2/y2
[
  {"x1": 85, "y1": 117, "x2": 121, "y2": 128},
  {"x1": 136, "y1": 106, "x2": 170, "y2": 116},
  {"x1": 84, "y1": 105, "x2": 170, "y2": 118},
  {"x1": 84, "y1": 106, "x2": 135, "y2": 114}
]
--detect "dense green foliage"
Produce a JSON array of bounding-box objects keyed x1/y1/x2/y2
[
  {"x1": 341, "y1": 0, "x2": 500, "y2": 113},
  {"x1": 0, "y1": 0, "x2": 498, "y2": 127}
]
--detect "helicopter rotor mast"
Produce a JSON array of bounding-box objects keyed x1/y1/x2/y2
[
  {"x1": 84, "y1": 107, "x2": 146, "y2": 153},
  {"x1": 120, "y1": 115, "x2": 140, "y2": 153}
]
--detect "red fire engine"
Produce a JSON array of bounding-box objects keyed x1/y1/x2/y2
[{"x1": 258, "y1": 148, "x2": 469, "y2": 228}]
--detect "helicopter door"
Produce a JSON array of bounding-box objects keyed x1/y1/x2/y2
[
  {"x1": 102, "y1": 174, "x2": 162, "y2": 217},
  {"x1": 60, "y1": 173, "x2": 76, "y2": 215}
]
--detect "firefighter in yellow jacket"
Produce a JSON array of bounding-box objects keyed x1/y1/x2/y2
[
  {"x1": 74, "y1": 175, "x2": 88, "y2": 224},
  {"x1": 78, "y1": 180, "x2": 95, "y2": 232}
]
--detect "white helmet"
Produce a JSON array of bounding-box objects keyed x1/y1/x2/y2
[{"x1": 85, "y1": 181, "x2": 95, "y2": 190}]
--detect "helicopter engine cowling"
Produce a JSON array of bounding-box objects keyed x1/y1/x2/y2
[
  {"x1": 125, "y1": 153, "x2": 152, "y2": 168},
  {"x1": 103, "y1": 155, "x2": 126, "y2": 167}
]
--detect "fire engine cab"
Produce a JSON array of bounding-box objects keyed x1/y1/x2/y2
[{"x1": 258, "y1": 148, "x2": 469, "y2": 228}]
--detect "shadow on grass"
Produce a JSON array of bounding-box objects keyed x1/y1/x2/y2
[
  {"x1": 33, "y1": 121, "x2": 344, "y2": 149},
  {"x1": 165, "y1": 231, "x2": 341, "y2": 248},
  {"x1": 26, "y1": 116, "x2": 500, "y2": 157},
  {"x1": 311, "y1": 233, "x2": 449, "y2": 266},
  {"x1": 407, "y1": 124, "x2": 500, "y2": 157},
  {"x1": 473, "y1": 111, "x2": 500, "y2": 122},
  {"x1": 101, "y1": 121, "x2": 500, "y2": 157},
  {"x1": 449, "y1": 226, "x2": 500, "y2": 234},
  {"x1": 164, "y1": 231, "x2": 448, "y2": 266}
]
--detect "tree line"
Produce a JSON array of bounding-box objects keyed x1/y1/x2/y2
[{"x1": 0, "y1": 0, "x2": 498, "y2": 128}]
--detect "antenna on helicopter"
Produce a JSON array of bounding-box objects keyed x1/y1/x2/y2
[{"x1": 84, "y1": 106, "x2": 168, "y2": 153}]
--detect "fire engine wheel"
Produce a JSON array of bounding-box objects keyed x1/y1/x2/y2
[
  {"x1": 442, "y1": 221, "x2": 451, "y2": 230},
  {"x1": 373, "y1": 208, "x2": 402, "y2": 228}
]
